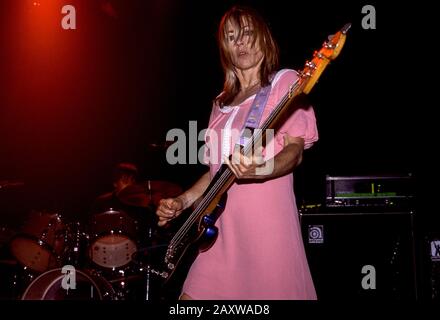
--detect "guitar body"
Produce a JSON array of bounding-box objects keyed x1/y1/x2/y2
[{"x1": 159, "y1": 192, "x2": 227, "y2": 300}]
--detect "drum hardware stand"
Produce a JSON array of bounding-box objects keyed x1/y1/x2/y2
[
  {"x1": 135, "y1": 244, "x2": 169, "y2": 300},
  {"x1": 141, "y1": 265, "x2": 168, "y2": 301},
  {"x1": 141, "y1": 190, "x2": 168, "y2": 300},
  {"x1": 147, "y1": 180, "x2": 152, "y2": 203},
  {"x1": 142, "y1": 227, "x2": 155, "y2": 301},
  {"x1": 144, "y1": 264, "x2": 151, "y2": 300}
]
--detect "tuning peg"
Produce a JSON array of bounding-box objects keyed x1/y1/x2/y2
[
  {"x1": 305, "y1": 61, "x2": 317, "y2": 70},
  {"x1": 324, "y1": 41, "x2": 336, "y2": 49},
  {"x1": 341, "y1": 23, "x2": 352, "y2": 34}
]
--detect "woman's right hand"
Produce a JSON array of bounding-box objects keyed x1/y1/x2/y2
[
  {"x1": 156, "y1": 197, "x2": 185, "y2": 227},
  {"x1": 156, "y1": 172, "x2": 211, "y2": 227}
]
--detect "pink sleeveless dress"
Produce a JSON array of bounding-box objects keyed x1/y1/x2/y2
[{"x1": 182, "y1": 69, "x2": 318, "y2": 299}]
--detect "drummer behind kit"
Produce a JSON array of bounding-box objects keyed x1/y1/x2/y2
[{"x1": 1, "y1": 179, "x2": 183, "y2": 300}]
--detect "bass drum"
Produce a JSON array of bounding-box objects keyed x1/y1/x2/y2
[{"x1": 21, "y1": 268, "x2": 115, "y2": 300}]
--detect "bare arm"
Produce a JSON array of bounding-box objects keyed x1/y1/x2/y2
[
  {"x1": 176, "y1": 171, "x2": 211, "y2": 210},
  {"x1": 225, "y1": 135, "x2": 304, "y2": 180},
  {"x1": 156, "y1": 171, "x2": 210, "y2": 226}
]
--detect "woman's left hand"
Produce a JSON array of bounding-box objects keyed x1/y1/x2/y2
[{"x1": 224, "y1": 146, "x2": 269, "y2": 179}]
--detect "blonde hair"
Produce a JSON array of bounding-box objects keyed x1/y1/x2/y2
[{"x1": 216, "y1": 6, "x2": 279, "y2": 106}]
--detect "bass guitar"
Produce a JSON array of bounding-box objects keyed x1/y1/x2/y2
[{"x1": 153, "y1": 23, "x2": 352, "y2": 290}]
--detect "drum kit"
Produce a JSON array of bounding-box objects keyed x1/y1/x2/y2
[{"x1": 0, "y1": 179, "x2": 182, "y2": 300}]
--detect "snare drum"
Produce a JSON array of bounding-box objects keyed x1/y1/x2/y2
[
  {"x1": 21, "y1": 268, "x2": 115, "y2": 300},
  {"x1": 88, "y1": 209, "x2": 139, "y2": 269},
  {"x1": 10, "y1": 211, "x2": 66, "y2": 273}
]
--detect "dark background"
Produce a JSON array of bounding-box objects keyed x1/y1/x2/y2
[
  {"x1": 0, "y1": 0, "x2": 438, "y2": 302},
  {"x1": 0, "y1": 1, "x2": 431, "y2": 227}
]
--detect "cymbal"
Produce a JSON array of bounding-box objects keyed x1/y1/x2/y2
[
  {"x1": 0, "y1": 180, "x2": 25, "y2": 189},
  {"x1": 116, "y1": 184, "x2": 150, "y2": 207},
  {"x1": 147, "y1": 141, "x2": 175, "y2": 150},
  {"x1": 116, "y1": 180, "x2": 182, "y2": 207}
]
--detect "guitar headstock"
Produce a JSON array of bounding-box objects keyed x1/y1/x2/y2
[{"x1": 301, "y1": 23, "x2": 351, "y2": 94}]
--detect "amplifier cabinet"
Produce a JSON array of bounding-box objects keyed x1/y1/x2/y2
[{"x1": 300, "y1": 211, "x2": 418, "y2": 299}]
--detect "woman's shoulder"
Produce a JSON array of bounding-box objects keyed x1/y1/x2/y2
[
  {"x1": 269, "y1": 69, "x2": 299, "y2": 98},
  {"x1": 212, "y1": 91, "x2": 239, "y2": 113},
  {"x1": 271, "y1": 68, "x2": 298, "y2": 86},
  {"x1": 209, "y1": 92, "x2": 235, "y2": 118}
]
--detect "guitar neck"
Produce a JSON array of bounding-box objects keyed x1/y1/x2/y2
[
  {"x1": 169, "y1": 76, "x2": 308, "y2": 248},
  {"x1": 162, "y1": 23, "x2": 350, "y2": 285},
  {"x1": 244, "y1": 77, "x2": 305, "y2": 155}
]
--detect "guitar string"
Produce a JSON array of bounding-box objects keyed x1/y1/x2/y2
[
  {"x1": 170, "y1": 79, "x2": 302, "y2": 247},
  {"x1": 169, "y1": 80, "x2": 301, "y2": 248},
  {"x1": 166, "y1": 29, "x2": 347, "y2": 267},
  {"x1": 170, "y1": 97, "x2": 287, "y2": 248},
  {"x1": 170, "y1": 81, "x2": 300, "y2": 248}
]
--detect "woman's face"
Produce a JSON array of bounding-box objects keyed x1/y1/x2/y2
[{"x1": 225, "y1": 18, "x2": 264, "y2": 72}]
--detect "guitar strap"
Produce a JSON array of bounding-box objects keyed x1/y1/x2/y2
[{"x1": 237, "y1": 84, "x2": 272, "y2": 148}]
